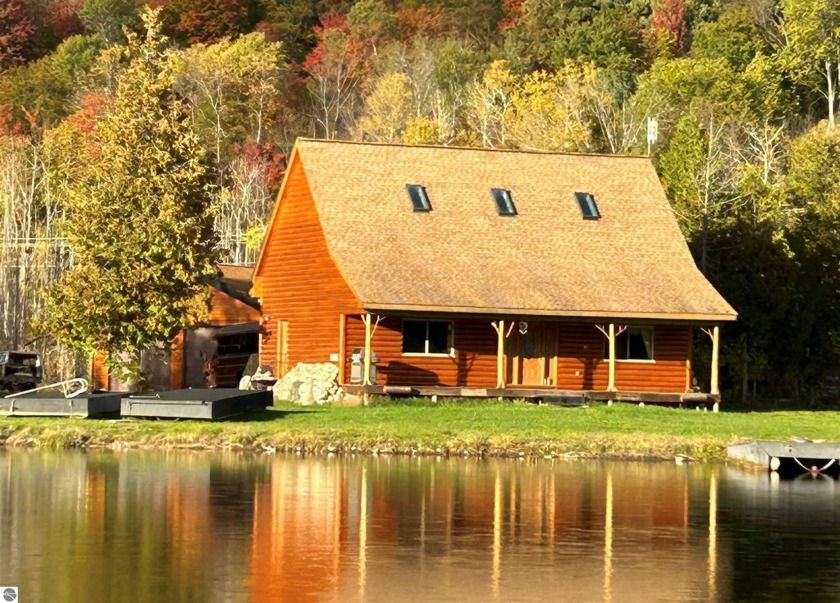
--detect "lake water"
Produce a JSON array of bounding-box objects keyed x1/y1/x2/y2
[{"x1": 0, "y1": 451, "x2": 838, "y2": 602}]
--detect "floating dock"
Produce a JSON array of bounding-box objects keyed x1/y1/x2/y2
[
  {"x1": 121, "y1": 388, "x2": 271, "y2": 420},
  {"x1": 727, "y1": 440, "x2": 840, "y2": 475},
  {"x1": 0, "y1": 392, "x2": 123, "y2": 418}
]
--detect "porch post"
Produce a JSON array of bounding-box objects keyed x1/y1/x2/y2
[
  {"x1": 710, "y1": 325, "x2": 720, "y2": 397},
  {"x1": 607, "y1": 323, "x2": 617, "y2": 392},
  {"x1": 363, "y1": 314, "x2": 373, "y2": 386},
  {"x1": 497, "y1": 319, "x2": 505, "y2": 388},
  {"x1": 338, "y1": 313, "x2": 347, "y2": 385}
]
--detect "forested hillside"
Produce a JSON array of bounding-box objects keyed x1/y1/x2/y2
[{"x1": 1, "y1": 0, "x2": 839, "y2": 403}]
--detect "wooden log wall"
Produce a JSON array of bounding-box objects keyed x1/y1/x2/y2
[
  {"x1": 90, "y1": 352, "x2": 110, "y2": 390},
  {"x1": 556, "y1": 324, "x2": 691, "y2": 393},
  {"x1": 345, "y1": 316, "x2": 497, "y2": 387},
  {"x1": 345, "y1": 317, "x2": 691, "y2": 392},
  {"x1": 256, "y1": 159, "x2": 362, "y2": 372},
  {"x1": 208, "y1": 287, "x2": 260, "y2": 326}
]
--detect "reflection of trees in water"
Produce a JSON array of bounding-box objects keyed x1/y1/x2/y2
[
  {"x1": 9, "y1": 454, "x2": 840, "y2": 602},
  {"x1": 722, "y1": 470, "x2": 840, "y2": 602},
  {"x1": 0, "y1": 451, "x2": 273, "y2": 603}
]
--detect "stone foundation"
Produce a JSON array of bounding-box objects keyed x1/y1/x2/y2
[{"x1": 272, "y1": 362, "x2": 343, "y2": 405}]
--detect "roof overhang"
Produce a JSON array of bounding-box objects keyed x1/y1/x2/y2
[
  {"x1": 361, "y1": 303, "x2": 737, "y2": 324},
  {"x1": 212, "y1": 322, "x2": 261, "y2": 337}
]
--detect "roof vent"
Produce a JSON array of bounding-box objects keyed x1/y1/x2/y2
[
  {"x1": 407, "y1": 184, "x2": 431, "y2": 212},
  {"x1": 575, "y1": 192, "x2": 600, "y2": 220},
  {"x1": 492, "y1": 188, "x2": 517, "y2": 216}
]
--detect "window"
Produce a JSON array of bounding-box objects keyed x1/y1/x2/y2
[
  {"x1": 605, "y1": 327, "x2": 654, "y2": 361},
  {"x1": 407, "y1": 184, "x2": 431, "y2": 212},
  {"x1": 575, "y1": 192, "x2": 601, "y2": 220},
  {"x1": 492, "y1": 188, "x2": 517, "y2": 216},
  {"x1": 402, "y1": 320, "x2": 453, "y2": 355}
]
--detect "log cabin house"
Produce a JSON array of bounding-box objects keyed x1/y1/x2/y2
[
  {"x1": 91, "y1": 265, "x2": 260, "y2": 390},
  {"x1": 251, "y1": 139, "x2": 737, "y2": 405}
]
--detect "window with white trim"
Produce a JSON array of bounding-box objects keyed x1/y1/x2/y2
[
  {"x1": 402, "y1": 320, "x2": 453, "y2": 355},
  {"x1": 604, "y1": 326, "x2": 654, "y2": 361}
]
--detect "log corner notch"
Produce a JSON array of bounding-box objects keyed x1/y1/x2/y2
[
  {"x1": 596, "y1": 323, "x2": 627, "y2": 393},
  {"x1": 360, "y1": 313, "x2": 384, "y2": 386},
  {"x1": 701, "y1": 325, "x2": 721, "y2": 412},
  {"x1": 491, "y1": 320, "x2": 515, "y2": 388}
]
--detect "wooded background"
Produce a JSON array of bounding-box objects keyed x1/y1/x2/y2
[{"x1": 2, "y1": 0, "x2": 840, "y2": 405}]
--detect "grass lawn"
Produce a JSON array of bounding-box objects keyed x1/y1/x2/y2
[{"x1": 1, "y1": 399, "x2": 839, "y2": 461}]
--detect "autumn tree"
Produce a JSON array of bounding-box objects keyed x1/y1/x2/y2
[
  {"x1": 303, "y1": 15, "x2": 365, "y2": 139},
  {"x1": 152, "y1": 0, "x2": 254, "y2": 44},
  {"x1": 0, "y1": 34, "x2": 105, "y2": 131},
  {"x1": 650, "y1": 0, "x2": 690, "y2": 58},
  {"x1": 45, "y1": 9, "x2": 219, "y2": 381},
  {"x1": 467, "y1": 60, "x2": 599, "y2": 151},
  {"x1": 356, "y1": 71, "x2": 414, "y2": 142},
  {"x1": 0, "y1": 0, "x2": 36, "y2": 70}
]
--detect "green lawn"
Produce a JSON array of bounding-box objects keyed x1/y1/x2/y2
[{"x1": 1, "y1": 399, "x2": 838, "y2": 461}]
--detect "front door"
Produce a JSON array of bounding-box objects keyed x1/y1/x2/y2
[{"x1": 508, "y1": 322, "x2": 555, "y2": 386}]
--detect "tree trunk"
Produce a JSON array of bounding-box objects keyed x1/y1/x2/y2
[{"x1": 827, "y1": 59, "x2": 835, "y2": 133}]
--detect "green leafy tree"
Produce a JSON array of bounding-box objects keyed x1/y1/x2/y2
[
  {"x1": 0, "y1": 34, "x2": 105, "y2": 130},
  {"x1": 780, "y1": 0, "x2": 840, "y2": 131},
  {"x1": 78, "y1": 0, "x2": 145, "y2": 45},
  {"x1": 257, "y1": 0, "x2": 319, "y2": 64},
  {"x1": 45, "y1": 8, "x2": 219, "y2": 382},
  {"x1": 691, "y1": 7, "x2": 768, "y2": 71},
  {"x1": 348, "y1": 0, "x2": 399, "y2": 54},
  {"x1": 175, "y1": 32, "x2": 289, "y2": 162}
]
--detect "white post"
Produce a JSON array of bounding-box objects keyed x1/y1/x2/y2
[
  {"x1": 607, "y1": 323, "x2": 617, "y2": 393},
  {"x1": 363, "y1": 314, "x2": 372, "y2": 386},
  {"x1": 496, "y1": 320, "x2": 505, "y2": 388},
  {"x1": 710, "y1": 325, "x2": 720, "y2": 399}
]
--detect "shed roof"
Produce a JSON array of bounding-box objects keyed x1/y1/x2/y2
[
  {"x1": 260, "y1": 139, "x2": 736, "y2": 322},
  {"x1": 207, "y1": 265, "x2": 260, "y2": 312},
  {"x1": 217, "y1": 264, "x2": 254, "y2": 295}
]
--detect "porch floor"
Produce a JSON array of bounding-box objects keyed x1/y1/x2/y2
[{"x1": 342, "y1": 385, "x2": 719, "y2": 406}]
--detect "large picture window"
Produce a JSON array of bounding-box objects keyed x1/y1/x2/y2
[
  {"x1": 605, "y1": 326, "x2": 654, "y2": 361},
  {"x1": 402, "y1": 320, "x2": 453, "y2": 355}
]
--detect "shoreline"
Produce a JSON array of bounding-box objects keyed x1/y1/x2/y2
[
  {"x1": 0, "y1": 422, "x2": 735, "y2": 461},
  {"x1": 2, "y1": 401, "x2": 835, "y2": 463}
]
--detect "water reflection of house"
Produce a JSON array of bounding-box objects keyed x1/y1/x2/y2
[
  {"x1": 247, "y1": 458, "x2": 729, "y2": 602},
  {"x1": 91, "y1": 265, "x2": 260, "y2": 391},
  {"x1": 249, "y1": 458, "x2": 344, "y2": 603}
]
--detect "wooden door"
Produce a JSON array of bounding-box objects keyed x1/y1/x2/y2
[
  {"x1": 509, "y1": 323, "x2": 556, "y2": 386},
  {"x1": 520, "y1": 328, "x2": 544, "y2": 385}
]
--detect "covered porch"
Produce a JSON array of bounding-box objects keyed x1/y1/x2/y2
[
  {"x1": 343, "y1": 313, "x2": 724, "y2": 409},
  {"x1": 343, "y1": 384, "x2": 719, "y2": 406}
]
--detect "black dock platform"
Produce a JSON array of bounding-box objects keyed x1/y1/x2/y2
[
  {"x1": 121, "y1": 388, "x2": 271, "y2": 420},
  {"x1": 0, "y1": 392, "x2": 123, "y2": 418}
]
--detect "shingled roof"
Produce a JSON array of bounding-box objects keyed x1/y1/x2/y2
[{"x1": 260, "y1": 139, "x2": 736, "y2": 322}]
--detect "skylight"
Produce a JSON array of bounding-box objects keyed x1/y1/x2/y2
[
  {"x1": 407, "y1": 184, "x2": 431, "y2": 212},
  {"x1": 492, "y1": 188, "x2": 517, "y2": 216},
  {"x1": 575, "y1": 192, "x2": 601, "y2": 220}
]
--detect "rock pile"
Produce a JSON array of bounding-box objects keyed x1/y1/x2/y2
[{"x1": 272, "y1": 362, "x2": 343, "y2": 405}]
